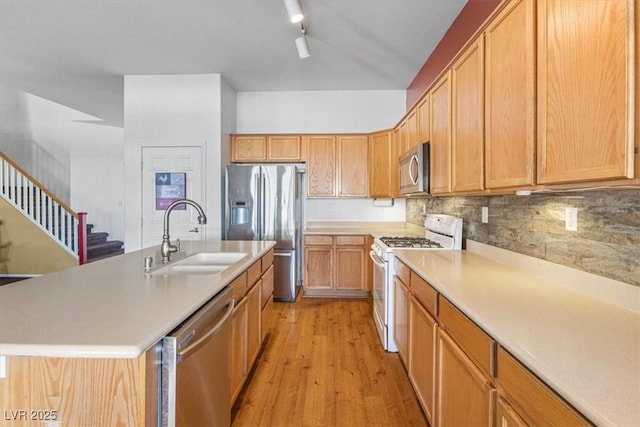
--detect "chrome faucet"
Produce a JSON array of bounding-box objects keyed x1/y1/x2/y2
[{"x1": 161, "y1": 198, "x2": 207, "y2": 263}]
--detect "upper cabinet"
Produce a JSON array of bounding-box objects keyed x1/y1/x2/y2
[
  {"x1": 368, "y1": 129, "x2": 394, "y2": 198},
  {"x1": 305, "y1": 135, "x2": 337, "y2": 197},
  {"x1": 451, "y1": 37, "x2": 485, "y2": 193},
  {"x1": 416, "y1": 94, "x2": 430, "y2": 145},
  {"x1": 484, "y1": 0, "x2": 535, "y2": 189},
  {"x1": 337, "y1": 135, "x2": 368, "y2": 197},
  {"x1": 406, "y1": 109, "x2": 418, "y2": 151},
  {"x1": 231, "y1": 135, "x2": 302, "y2": 163},
  {"x1": 232, "y1": 0, "x2": 637, "y2": 196},
  {"x1": 429, "y1": 70, "x2": 452, "y2": 195},
  {"x1": 305, "y1": 134, "x2": 369, "y2": 198},
  {"x1": 537, "y1": 0, "x2": 634, "y2": 184}
]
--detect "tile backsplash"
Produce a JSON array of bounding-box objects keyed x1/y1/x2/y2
[{"x1": 406, "y1": 190, "x2": 640, "y2": 287}]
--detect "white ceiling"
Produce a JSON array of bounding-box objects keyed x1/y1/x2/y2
[{"x1": 0, "y1": 0, "x2": 467, "y2": 127}]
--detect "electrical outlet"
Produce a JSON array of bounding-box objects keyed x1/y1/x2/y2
[
  {"x1": 565, "y1": 207, "x2": 578, "y2": 231},
  {"x1": 327, "y1": 202, "x2": 333, "y2": 212},
  {"x1": 0, "y1": 356, "x2": 6, "y2": 379},
  {"x1": 481, "y1": 207, "x2": 489, "y2": 224}
]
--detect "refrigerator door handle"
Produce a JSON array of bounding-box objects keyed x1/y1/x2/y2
[
  {"x1": 261, "y1": 172, "x2": 266, "y2": 241},
  {"x1": 255, "y1": 172, "x2": 262, "y2": 239}
]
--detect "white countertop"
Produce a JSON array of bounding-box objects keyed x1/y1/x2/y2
[
  {"x1": 394, "y1": 245, "x2": 640, "y2": 427},
  {"x1": 304, "y1": 221, "x2": 424, "y2": 237},
  {"x1": 0, "y1": 240, "x2": 275, "y2": 359}
]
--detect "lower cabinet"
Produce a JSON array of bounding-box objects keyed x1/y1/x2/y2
[
  {"x1": 393, "y1": 259, "x2": 592, "y2": 427},
  {"x1": 497, "y1": 397, "x2": 528, "y2": 427},
  {"x1": 496, "y1": 346, "x2": 591, "y2": 427},
  {"x1": 246, "y1": 278, "x2": 262, "y2": 370},
  {"x1": 0, "y1": 349, "x2": 159, "y2": 426},
  {"x1": 393, "y1": 276, "x2": 410, "y2": 365},
  {"x1": 230, "y1": 250, "x2": 274, "y2": 405},
  {"x1": 261, "y1": 265, "x2": 274, "y2": 342},
  {"x1": 230, "y1": 296, "x2": 249, "y2": 403},
  {"x1": 436, "y1": 329, "x2": 496, "y2": 426},
  {"x1": 408, "y1": 294, "x2": 437, "y2": 426},
  {"x1": 303, "y1": 234, "x2": 370, "y2": 297}
]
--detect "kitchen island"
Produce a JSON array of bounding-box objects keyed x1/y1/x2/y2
[{"x1": 0, "y1": 239, "x2": 275, "y2": 426}]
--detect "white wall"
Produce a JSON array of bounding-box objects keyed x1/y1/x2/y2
[
  {"x1": 0, "y1": 84, "x2": 101, "y2": 203},
  {"x1": 237, "y1": 90, "x2": 404, "y2": 134},
  {"x1": 124, "y1": 74, "x2": 235, "y2": 251},
  {"x1": 69, "y1": 123, "x2": 125, "y2": 241},
  {"x1": 1, "y1": 84, "x2": 125, "y2": 241},
  {"x1": 237, "y1": 90, "x2": 407, "y2": 222}
]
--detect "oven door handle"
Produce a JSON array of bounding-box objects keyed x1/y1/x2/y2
[{"x1": 369, "y1": 251, "x2": 386, "y2": 268}]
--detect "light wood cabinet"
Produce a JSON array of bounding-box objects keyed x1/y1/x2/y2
[
  {"x1": 451, "y1": 37, "x2": 485, "y2": 193},
  {"x1": 230, "y1": 252, "x2": 274, "y2": 405},
  {"x1": 484, "y1": 0, "x2": 535, "y2": 189},
  {"x1": 436, "y1": 296, "x2": 497, "y2": 426},
  {"x1": 337, "y1": 135, "x2": 368, "y2": 197},
  {"x1": 397, "y1": 119, "x2": 409, "y2": 157},
  {"x1": 497, "y1": 397, "x2": 528, "y2": 427},
  {"x1": 305, "y1": 135, "x2": 337, "y2": 197},
  {"x1": 406, "y1": 109, "x2": 418, "y2": 150},
  {"x1": 230, "y1": 295, "x2": 249, "y2": 403},
  {"x1": 497, "y1": 347, "x2": 591, "y2": 427},
  {"x1": 393, "y1": 275, "x2": 410, "y2": 366},
  {"x1": 392, "y1": 264, "x2": 594, "y2": 427},
  {"x1": 393, "y1": 261, "x2": 438, "y2": 425},
  {"x1": 0, "y1": 350, "x2": 158, "y2": 426},
  {"x1": 430, "y1": 70, "x2": 452, "y2": 194},
  {"x1": 260, "y1": 265, "x2": 274, "y2": 342},
  {"x1": 537, "y1": 0, "x2": 634, "y2": 184},
  {"x1": 231, "y1": 135, "x2": 302, "y2": 162},
  {"x1": 368, "y1": 129, "x2": 394, "y2": 198},
  {"x1": 417, "y1": 94, "x2": 430, "y2": 144},
  {"x1": 303, "y1": 234, "x2": 369, "y2": 297},
  {"x1": 409, "y1": 294, "x2": 438, "y2": 426},
  {"x1": 246, "y1": 277, "x2": 262, "y2": 369},
  {"x1": 335, "y1": 236, "x2": 367, "y2": 291},
  {"x1": 437, "y1": 329, "x2": 496, "y2": 427},
  {"x1": 303, "y1": 235, "x2": 334, "y2": 291},
  {"x1": 305, "y1": 134, "x2": 369, "y2": 198}
]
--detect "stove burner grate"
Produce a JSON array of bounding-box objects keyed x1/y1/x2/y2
[{"x1": 379, "y1": 236, "x2": 443, "y2": 249}]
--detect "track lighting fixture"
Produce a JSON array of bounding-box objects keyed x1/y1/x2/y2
[
  {"x1": 295, "y1": 25, "x2": 311, "y2": 59},
  {"x1": 284, "y1": 0, "x2": 304, "y2": 23}
]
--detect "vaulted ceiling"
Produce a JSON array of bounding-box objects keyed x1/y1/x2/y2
[{"x1": 0, "y1": 0, "x2": 467, "y2": 126}]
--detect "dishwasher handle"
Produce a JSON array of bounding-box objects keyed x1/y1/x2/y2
[{"x1": 177, "y1": 298, "x2": 234, "y2": 363}]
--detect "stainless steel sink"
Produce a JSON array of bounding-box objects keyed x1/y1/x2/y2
[{"x1": 150, "y1": 252, "x2": 249, "y2": 276}]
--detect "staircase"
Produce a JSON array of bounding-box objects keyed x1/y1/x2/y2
[
  {"x1": 86, "y1": 224, "x2": 124, "y2": 262},
  {"x1": 1, "y1": 151, "x2": 125, "y2": 267}
]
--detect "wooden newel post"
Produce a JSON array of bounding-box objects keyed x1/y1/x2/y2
[{"x1": 78, "y1": 212, "x2": 88, "y2": 265}]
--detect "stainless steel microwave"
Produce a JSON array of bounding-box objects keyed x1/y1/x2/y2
[{"x1": 399, "y1": 142, "x2": 429, "y2": 196}]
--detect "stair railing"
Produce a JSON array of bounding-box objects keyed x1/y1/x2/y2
[{"x1": 0, "y1": 151, "x2": 83, "y2": 262}]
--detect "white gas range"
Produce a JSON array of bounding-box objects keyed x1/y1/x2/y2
[{"x1": 369, "y1": 214, "x2": 463, "y2": 352}]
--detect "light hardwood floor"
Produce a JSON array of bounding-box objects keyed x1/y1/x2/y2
[{"x1": 232, "y1": 298, "x2": 428, "y2": 427}]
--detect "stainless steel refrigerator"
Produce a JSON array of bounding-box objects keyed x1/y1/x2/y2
[{"x1": 224, "y1": 164, "x2": 304, "y2": 301}]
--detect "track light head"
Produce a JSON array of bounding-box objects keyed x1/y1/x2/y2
[
  {"x1": 295, "y1": 33, "x2": 311, "y2": 59},
  {"x1": 284, "y1": 0, "x2": 304, "y2": 23}
]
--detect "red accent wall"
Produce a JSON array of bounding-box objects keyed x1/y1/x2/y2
[{"x1": 406, "y1": 0, "x2": 502, "y2": 109}]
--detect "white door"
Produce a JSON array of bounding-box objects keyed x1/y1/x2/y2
[{"x1": 141, "y1": 146, "x2": 205, "y2": 249}]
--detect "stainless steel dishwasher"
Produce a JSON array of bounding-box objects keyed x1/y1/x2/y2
[{"x1": 160, "y1": 286, "x2": 234, "y2": 427}]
